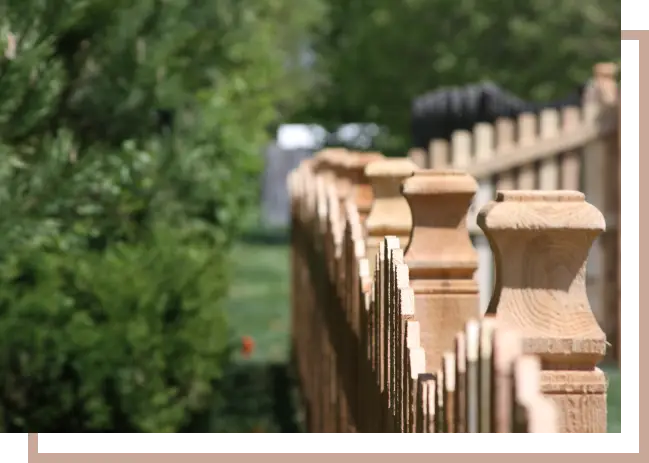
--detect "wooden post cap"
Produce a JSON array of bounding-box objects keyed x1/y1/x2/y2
[
  {"x1": 313, "y1": 148, "x2": 347, "y2": 183},
  {"x1": 477, "y1": 190, "x2": 607, "y2": 367},
  {"x1": 365, "y1": 158, "x2": 419, "y2": 244},
  {"x1": 365, "y1": 158, "x2": 420, "y2": 179},
  {"x1": 329, "y1": 151, "x2": 354, "y2": 200},
  {"x1": 344, "y1": 152, "x2": 385, "y2": 221},
  {"x1": 594, "y1": 62, "x2": 618, "y2": 79},
  {"x1": 401, "y1": 169, "x2": 479, "y2": 281},
  {"x1": 312, "y1": 148, "x2": 331, "y2": 172}
]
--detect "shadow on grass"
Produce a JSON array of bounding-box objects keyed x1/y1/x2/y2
[
  {"x1": 192, "y1": 360, "x2": 301, "y2": 433},
  {"x1": 240, "y1": 227, "x2": 290, "y2": 247}
]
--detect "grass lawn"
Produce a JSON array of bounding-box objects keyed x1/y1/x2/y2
[
  {"x1": 222, "y1": 241, "x2": 621, "y2": 433},
  {"x1": 208, "y1": 240, "x2": 295, "y2": 433},
  {"x1": 225, "y1": 242, "x2": 292, "y2": 364},
  {"x1": 604, "y1": 364, "x2": 621, "y2": 432}
]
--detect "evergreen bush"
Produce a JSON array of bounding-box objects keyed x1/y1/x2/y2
[{"x1": 0, "y1": 0, "x2": 324, "y2": 431}]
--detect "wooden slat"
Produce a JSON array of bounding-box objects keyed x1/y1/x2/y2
[
  {"x1": 451, "y1": 130, "x2": 472, "y2": 170},
  {"x1": 538, "y1": 109, "x2": 560, "y2": 190},
  {"x1": 516, "y1": 113, "x2": 538, "y2": 189},
  {"x1": 468, "y1": 118, "x2": 614, "y2": 179},
  {"x1": 429, "y1": 139, "x2": 449, "y2": 169},
  {"x1": 454, "y1": 332, "x2": 467, "y2": 433},
  {"x1": 495, "y1": 118, "x2": 516, "y2": 189}
]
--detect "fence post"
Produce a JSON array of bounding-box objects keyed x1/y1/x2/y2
[
  {"x1": 364, "y1": 159, "x2": 419, "y2": 273},
  {"x1": 478, "y1": 190, "x2": 608, "y2": 432},
  {"x1": 401, "y1": 170, "x2": 481, "y2": 372}
]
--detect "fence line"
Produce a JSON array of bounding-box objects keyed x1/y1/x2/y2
[
  {"x1": 288, "y1": 145, "x2": 611, "y2": 432},
  {"x1": 408, "y1": 63, "x2": 620, "y2": 362}
]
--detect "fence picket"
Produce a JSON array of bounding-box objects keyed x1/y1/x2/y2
[
  {"x1": 429, "y1": 139, "x2": 449, "y2": 169},
  {"x1": 516, "y1": 113, "x2": 538, "y2": 189},
  {"x1": 559, "y1": 107, "x2": 582, "y2": 190},
  {"x1": 494, "y1": 118, "x2": 516, "y2": 190},
  {"x1": 451, "y1": 130, "x2": 472, "y2": 170},
  {"x1": 538, "y1": 109, "x2": 560, "y2": 190}
]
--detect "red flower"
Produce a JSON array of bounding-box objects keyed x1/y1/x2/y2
[{"x1": 241, "y1": 335, "x2": 255, "y2": 358}]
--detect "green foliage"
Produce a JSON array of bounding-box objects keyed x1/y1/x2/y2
[
  {"x1": 0, "y1": 226, "x2": 230, "y2": 432},
  {"x1": 293, "y1": 0, "x2": 620, "y2": 154},
  {"x1": 0, "y1": 0, "x2": 326, "y2": 431}
]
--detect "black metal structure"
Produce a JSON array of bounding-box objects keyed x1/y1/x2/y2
[{"x1": 411, "y1": 82, "x2": 587, "y2": 151}]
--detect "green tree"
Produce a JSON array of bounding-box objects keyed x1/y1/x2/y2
[{"x1": 293, "y1": 0, "x2": 620, "y2": 154}]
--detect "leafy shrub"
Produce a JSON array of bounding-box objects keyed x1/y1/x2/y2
[
  {"x1": 0, "y1": 0, "x2": 325, "y2": 431},
  {"x1": 0, "y1": 225, "x2": 230, "y2": 432}
]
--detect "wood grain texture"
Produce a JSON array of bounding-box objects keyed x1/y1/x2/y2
[
  {"x1": 402, "y1": 170, "x2": 480, "y2": 372},
  {"x1": 478, "y1": 189, "x2": 608, "y2": 432}
]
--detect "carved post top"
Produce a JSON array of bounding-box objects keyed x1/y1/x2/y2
[
  {"x1": 477, "y1": 189, "x2": 607, "y2": 366},
  {"x1": 401, "y1": 169, "x2": 479, "y2": 281},
  {"x1": 401, "y1": 169, "x2": 478, "y2": 196},
  {"x1": 477, "y1": 190, "x2": 605, "y2": 233},
  {"x1": 313, "y1": 148, "x2": 348, "y2": 183},
  {"x1": 314, "y1": 147, "x2": 346, "y2": 164},
  {"x1": 332, "y1": 156, "x2": 353, "y2": 200},
  {"x1": 311, "y1": 149, "x2": 330, "y2": 173},
  {"x1": 343, "y1": 152, "x2": 385, "y2": 220},
  {"x1": 365, "y1": 158, "x2": 419, "y2": 196},
  {"x1": 364, "y1": 158, "x2": 419, "y2": 241}
]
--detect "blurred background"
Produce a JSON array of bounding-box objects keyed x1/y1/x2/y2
[{"x1": 0, "y1": 0, "x2": 619, "y2": 433}]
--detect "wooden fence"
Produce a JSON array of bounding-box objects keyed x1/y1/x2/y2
[
  {"x1": 289, "y1": 146, "x2": 611, "y2": 432},
  {"x1": 408, "y1": 63, "x2": 620, "y2": 363},
  {"x1": 287, "y1": 63, "x2": 619, "y2": 432}
]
